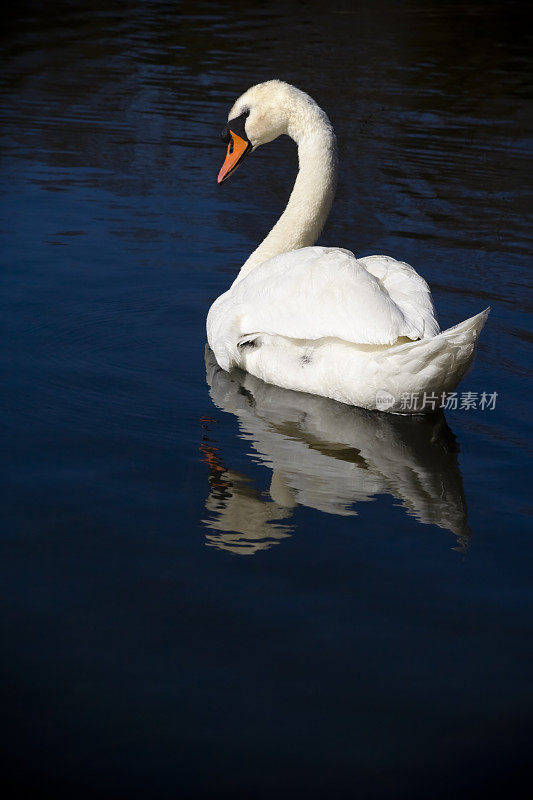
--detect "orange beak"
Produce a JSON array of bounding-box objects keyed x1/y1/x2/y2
[{"x1": 218, "y1": 131, "x2": 252, "y2": 184}]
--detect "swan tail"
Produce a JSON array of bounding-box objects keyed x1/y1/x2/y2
[{"x1": 369, "y1": 308, "x2": 490, "y2": 413}]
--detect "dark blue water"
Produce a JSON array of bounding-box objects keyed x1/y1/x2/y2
[{"x1": 1, "y1": 2, "x2": 531, "y2": 797}]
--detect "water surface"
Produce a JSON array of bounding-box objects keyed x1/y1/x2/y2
[{"x1": 1, "y1": 2, "x2": 531, "y2": 797}]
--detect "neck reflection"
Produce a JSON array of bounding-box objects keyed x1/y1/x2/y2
[{"x1": 202, "y1": 346, "x2": 468, "y2": 555}]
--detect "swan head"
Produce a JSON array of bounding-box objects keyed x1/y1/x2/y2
[{"x1": 218, "y1": 80, "x2": 322, "y2": 184}]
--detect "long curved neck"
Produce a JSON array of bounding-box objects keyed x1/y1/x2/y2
[{"x1": 235, "y1": 105, "x2": 338, "y2": 283}]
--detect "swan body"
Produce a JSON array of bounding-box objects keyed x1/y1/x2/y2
[{"x1": 207, "y1": 81, "x2": 488, "y2": 413}]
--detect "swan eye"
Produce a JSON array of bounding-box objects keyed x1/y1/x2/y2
[{"x1": 221, "y1": 110, "x2": 250, "y2": 145}]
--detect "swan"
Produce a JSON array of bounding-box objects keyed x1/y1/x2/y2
[{"x1": 207, "y1": 80, "x2": 489, "y2": 413}]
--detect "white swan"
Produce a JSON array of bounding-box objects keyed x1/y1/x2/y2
[{"x1": 207, "y1": 80, "x2": 488, "y2": 413}]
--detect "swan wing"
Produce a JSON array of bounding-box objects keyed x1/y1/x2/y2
[
  {"x1": 208, "y1": 247, "x2": 439, "y2": 369},
  {"x1": 356, "y1": 253, "x2": 440, "y2": 342}
]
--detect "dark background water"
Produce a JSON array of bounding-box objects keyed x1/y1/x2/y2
[{"x1": 1, "y1": 1, "x2": 531, "y2": 797}]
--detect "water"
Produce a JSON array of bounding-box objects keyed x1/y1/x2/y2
[{"x1": 1, "y1": 1, "x2": 531, "y2": 797}]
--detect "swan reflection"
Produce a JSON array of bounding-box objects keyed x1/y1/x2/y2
[{"x1": 202, "y1": 346, "x2": 468, "y2": 555}]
